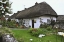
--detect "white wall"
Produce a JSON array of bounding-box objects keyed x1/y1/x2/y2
[
  {"x1": 15, "y1": 19, "x2": 19, "y2": 22},
  {"x1": 22, "y1": 16, "x2": 56, "y2": 28},
  {"x1": 39, "y1": 16, "x2": 56, "y2": 23},
  {"x1": 34, "y1": 16, "x2": 56, "y2": 28},
  {"x1": 23, "y1": 19, "x2": 30, "y2": 27},
  {"x1": 34, "y1": 18, "x2": 40, "y2": 28},
  {"x1": 11, "y1": 18, "x2": 19, "y2": 22},
  {"x1": 29, "y1": 19, "x2": 32, "y2": 28}
]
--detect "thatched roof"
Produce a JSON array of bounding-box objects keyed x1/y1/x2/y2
[
  {"x1": 9, "y1": 13, "x2": 17, "y2": 19},
  {"x1": 10, "y1": 11, "x2": 21, "y2": 19},
  {"x1": 16, "y1": 2, "x2": 57, "y2": 19},
  {"x1": 57, "y1": 15, "x2": 64, "y2": 21}
]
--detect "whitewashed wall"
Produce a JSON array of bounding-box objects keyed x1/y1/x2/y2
[
  {"x1": 23, "y1": 19, "x2": 40, "y2": 28},
  {"x1": 32, "y1": 16, "x2": 56, "y2": 28},
  {"x1": 34, "y1": 18, "x2": 40, "y2": 28},
  {"x1": 11, "y1": 18, "x2": 19, "y2": 22},
  {"x1": 23, "y1": 19, "x2": 30, "y2": 27},
  {"x1": 22, "y1": 16, "x2": 56, "y2": 28},
  {"x1": 29, "y1": 19, "x2": 32, "y2": 28},
  {"x1": 15, "y1": 19, "x2": 19, "y2": 22},
  {"x1": 39, "y1": 16, "x2": 56, "y2": 23}
]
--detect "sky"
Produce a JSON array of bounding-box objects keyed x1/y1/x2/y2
[{"x1": 10, "y1": 0, "x2": 64, "y2": 15}]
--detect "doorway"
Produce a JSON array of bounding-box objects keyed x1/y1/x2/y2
[{"x1": 32, "y1": 19, "x2": 34, "y2": 28}]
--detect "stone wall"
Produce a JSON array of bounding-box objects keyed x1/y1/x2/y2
[{"x1": 0, "y1": 34, "x2": 18, "y2": 42}]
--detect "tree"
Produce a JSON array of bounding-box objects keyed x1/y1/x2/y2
[
  {"x1": 0, "y1": 0, "x2": 12, "y2": 18},
  {"x1": 0, "y1": 0, "x2": 12, "y2": 26}
]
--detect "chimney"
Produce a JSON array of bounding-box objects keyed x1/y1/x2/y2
[
  {"x1": 18, "y1": 11, "x2": 21, "y2": 13},
  {"x1": 35, "y1": 2, "x2": 38, "y2": 5}
]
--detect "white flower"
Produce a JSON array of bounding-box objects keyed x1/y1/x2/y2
[
  {"x1": 38, "y1": 34, "x2": 45, "y2": 38},
  {"x1": 62, "y1": 33, "x2": 64, "y2": 37},
  {"x1": 58, "y1": 32, "x2": 64, "y2": 36},
  {"x1": 2, "y1": 7, "x2": 4, "y2": 9},
  {"x1": 30, "y1": 39, "x2": 33, "y2": 41},
  {"x1": 2, "y1": 11, "x2": 4, "y2": 13},
  {"x1": 7, "y1": 35, "x2": 10, "y2": 38},
  {"x1": 56, "y1": 27, "x2": 58, "y2": 28},
  {"x1": 3, "y1": 9, "x2": 5, "y2": 11},
  {"x1": 2, "y1": 2, "x2": 6, "y2": 4}
]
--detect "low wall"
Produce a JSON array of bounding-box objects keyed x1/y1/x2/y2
[{"x1": 0, "y1": 34, "x2": 18, "y2": 42}]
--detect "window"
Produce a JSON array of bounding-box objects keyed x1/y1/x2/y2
[
  {"x1": 34, "y1": 19, "x2": 36, "y2": 23},
  {"x1": 40, "y1": 18, "x2": 43, "y2": 23},
  {"x1": 47, "y1": 19, "x2": 51, "y2": 24}
]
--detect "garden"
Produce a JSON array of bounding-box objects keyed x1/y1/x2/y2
[
  {"x1": 0, "y1": 20, "x2": 64, "y2": 42},
  {"x1": 0, "y1": 26, "x2": 64, "y2": 42},
  {"x1": 12, "y1": 28, "x2": 64, "y2": 42},
  {"x1": 0, "y1": 19, "x2": 64, "y2": 42},
  {"x1": 0, "y1": 27, "x2": 64, "y2": 42}
]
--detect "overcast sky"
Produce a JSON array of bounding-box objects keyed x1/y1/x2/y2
[{"x1": 10, "y1": 0, "x2": 64, "y2": 15}]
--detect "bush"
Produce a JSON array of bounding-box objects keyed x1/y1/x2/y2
[
  {"x1": 7, "y1": 20, "x2": 17, "y2": 28},
  {"x1": 29, "y1": 28, "x2": 37, "y2": 33},
  {"x1": 0, "y1": 27, "x2": 13, "y2": 36},
  {"x1": 40, "y1": 23, "x2": 49, "y2": 28},
  {"x1": 46, "y1": 26, "x2": 52, "y2": 31},
  {"x1": 41, "y1": 28, "x2": 48, "y2": 34},
  {"x1": 28, "y1": 28, "x2": 44, "y2": 37}
]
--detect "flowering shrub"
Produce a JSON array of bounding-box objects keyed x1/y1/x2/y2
[
  {"x1": 29, "y1": 28, "x2": 44, "y2": 37},
  {"x1": 0, "y1": 27, "x2": 13, "y2": 37}
]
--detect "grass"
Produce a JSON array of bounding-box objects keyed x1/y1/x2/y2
[{"x1": 12, "y1": 29, "x2": 63, "y2": 42}]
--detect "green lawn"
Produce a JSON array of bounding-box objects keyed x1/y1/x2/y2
[{"x1": 12, "y1": 29, "x2": 63, "y2": 42}]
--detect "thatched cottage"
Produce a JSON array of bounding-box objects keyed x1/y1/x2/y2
[{"x1": 15, "y1": 2, "x2": 57, "y2": 28}]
